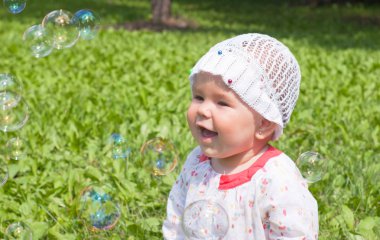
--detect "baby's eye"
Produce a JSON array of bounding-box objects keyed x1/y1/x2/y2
[
  {"x1": 218, "y1": 101, "x2": 229, "y2": 107},
  {"x1": 193, "y1": 95, "x2": 204, "y2": 101}
]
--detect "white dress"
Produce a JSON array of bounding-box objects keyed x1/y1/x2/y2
[{"x1": 163, "y1": 145, "x2": 319, "y2": 240}]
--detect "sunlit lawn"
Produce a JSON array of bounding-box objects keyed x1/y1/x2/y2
[{"x1": 0, "y1": 0, "x2": 379, "y2": 239}]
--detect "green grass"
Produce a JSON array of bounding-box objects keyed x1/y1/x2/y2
[{"x1": 0, "y1": 0, "x2": 379, "y2": 239}]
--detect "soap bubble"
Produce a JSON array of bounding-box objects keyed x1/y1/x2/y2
[
  {"x1": 5, "y1": 222, "x2": 33, "y2": 239},
  {"x1": 3, "y1": 0, "x2": 26, "y2": 14},
  {"x1": 140, "y1": 137, "x2": 178, "y2": 176},
  {"x1": 6, "y1": 137, "x2": 26, "y2": 160},
  {"x1": 0, "y1": 91, "x2": 21, "y2": 111},
  {"x1": 0, "y1": 157, "x2": 8, "y2": 187},
  {"x1": 0, "y1": 73, "x2": 23, "y2": 108},
  {"x1": 78, "y1": 185, "x2": 121, "y2": 231},
  {"x1": 0, "y1": 99, "x2": 30, "y2": 132},
  {"x1": 73, "y1": 9, "x2": 100, "y2": 40},
  {"x1": 182, "y1": 200, "x2": 229, "y2": 239},
  {"x1": 110, "y1": 133, "x2": 130, "y2": 159},
  {"x1": 23, "y1": 24, "x2": 53, "y2": 58},
  {"x1": 42, "y1": 9, "x2": 79, "y2": 49},
  {"x1": 296, "y1": 151, "x2": 326, "y2": 183}
]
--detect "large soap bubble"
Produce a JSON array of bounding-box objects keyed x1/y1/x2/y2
[
  {"x1": 73, "y1": 9, "x2": 100, "y2": 40},
  {"x1": 3, "y1": 0, "x2": 26, "y2": 14},
  {"x1": 0, "y1": 73, "x2": 23, "y2": 109},
  {"x1": 23, "y1": 24, "x2": 53, "y2": 58},
  {"x1": 296, "y1": 151, "x2": 326, "y2": 183},
  {"x1": 0, "y1": 99, "x2": 30, "y2": 132},
  {"x1": 78, "y1": 185, "x2": 121, "y2": 231},
  {"x1": 140, "y1": 137, "x2": 178, "y2": 176},
  {"x1": 41, "y1": 9, "x2": 80, "y2": 49},
  {"x1": 5, "y1": 221, "x2": 33, "y2": 239},
  {"x1": 182, "y1": 200, "x2": 229, "y2": 239}
]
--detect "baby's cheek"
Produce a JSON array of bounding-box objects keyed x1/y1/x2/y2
[
  {"x1": 186, "y1": 109, "x2": 197, "y2": 133},
  {"x1": 186, "y1": 106, "x2": 195, "y2": 123}
]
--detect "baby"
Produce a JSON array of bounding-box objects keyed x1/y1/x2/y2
[{"x1": 163, "y1": 33, "x2": 318, "y2": 239}]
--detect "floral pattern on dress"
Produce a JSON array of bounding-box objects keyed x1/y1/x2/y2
[{"x1": 163, "y1": 146, "x2": 319, "y2": 240}]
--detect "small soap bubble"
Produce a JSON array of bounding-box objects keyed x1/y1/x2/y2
[
  {"x1": 3, "y1": 0, "x2": 26, "y2": 14},
  {"x1": 0, "y1": 157, "x2": 8, "y2": 187},
  {"x1": 296, "y1": 151, "x2": 326, "y2": 183},
  {"x1": 78, "y1": 185, "x2": 121, "y2": 231},
  {"x1": 0, "y1": 73, "x2": 23, "y2": 109},
  {"x1": 140, "y1": 137, "x2": 178, "y2": 176},
  {"x1": 110, "y1": 133, "x2": 130, "y2": 159},
  {"x1": 42, "y1": 9, "x2": 80, "y2": 49},
  {"x1": 5, "y1": 222, "x2": 33, "y2": 239},
  {"x1": 23, "y1": 24, "x2": 53, "y2": 58},
  {"x1": 0, "y1": 99, "x2": 30, "y2": 132},
  {"x1": 6, "y1": 137, "x2": 26, "y2": 160},
  {"x1": 182, "y1": 200, "x2": 229, "y2": 239},
  {"x1": 73, "y1": 9, "x2": 100, "y2": 40}
]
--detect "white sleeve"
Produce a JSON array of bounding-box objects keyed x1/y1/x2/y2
[
  {"x1": 259, "y1": 156, "x2": 319, "y2": 240},
  {"x1": 162, "y1": 173, "x2": 186, "y2": 239},
  {"x1": 162, "y1": 147, "x2": 201, "y2": 240}
]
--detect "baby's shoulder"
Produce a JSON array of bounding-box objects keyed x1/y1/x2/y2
[
  {"x1": 259, "y1": 151, "x2": 305, "y2": 184},
  {"x1": 265, "y1": 152, "x2": 297, "y2": 170},
  {"x1": 256, "y1": 150, "x2": 318, "y2": 211}
]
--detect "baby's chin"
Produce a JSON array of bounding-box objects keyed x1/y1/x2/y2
[
  {"x1": 198, "y1": 145, "x2": 229, "y2": 159},
  {"x1": 198, "y1": 145, "x2": 216, "y2": 158}
]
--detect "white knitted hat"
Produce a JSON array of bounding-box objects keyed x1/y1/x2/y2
[{"x1": 189, "y1": 33, "x2": 301, "y2": 141}]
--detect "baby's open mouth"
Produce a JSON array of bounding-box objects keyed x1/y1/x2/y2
[{"x1": 200, "y1": 127, "x2": 218, "y2": 138}]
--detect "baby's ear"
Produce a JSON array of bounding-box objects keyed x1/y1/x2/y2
[{"x1": 255, "y1": 118, "x2": 277, "y2": 140}]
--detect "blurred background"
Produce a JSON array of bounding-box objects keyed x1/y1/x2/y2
[{"x1": 0, "y1": 0, "x2": 379, "y2": 239}]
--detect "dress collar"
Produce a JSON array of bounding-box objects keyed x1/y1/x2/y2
[{"x1": 198, "y1": 146, "x2": 282, "y2": 190}]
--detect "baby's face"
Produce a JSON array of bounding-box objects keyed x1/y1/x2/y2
[{"x1": 187, "y1": 72, "x2": 262, "y2": 159}]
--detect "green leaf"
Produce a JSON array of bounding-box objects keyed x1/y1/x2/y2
[
  {"x1": 347, "y1": 233, "x2": 366, "y2": 240},
  {"x1": 84, "y1": 166, "x2": 103, "y2": 182},
  {"x1": 341, "y1": 205, "x2": 355, "y2": 231},
  {"x1": 145, "y1": 217, "x2": 160, "y2": 227},
  {"x1": 357, "y1": 217, "x2": 380, "y2": 239},
  {"x1": 357, "y1": 217, "x2": 377, "y2": 232},
  {"x1": 48, "y1": 224, "x2": 76, "y2": 240},
  {"x1": 29, "y1": 222, "x2": 50, "y2": 239}
]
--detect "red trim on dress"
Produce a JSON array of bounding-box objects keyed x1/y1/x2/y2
[
  {"x1": 198, "y1": 154, "x2": 211, "y2": 162},
  {"x1": 217, "y1": 146, "x2": 282, "y2": 190}
]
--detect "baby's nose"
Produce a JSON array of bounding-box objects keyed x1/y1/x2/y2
[{"x1": 197, "y1": 102, "x2": 212, "y2": 118}]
